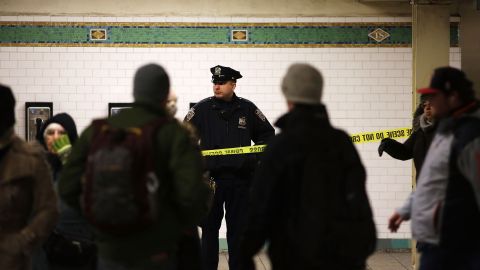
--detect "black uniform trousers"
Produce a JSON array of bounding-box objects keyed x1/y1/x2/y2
[{"x1": 201, "y1": 177, "x2": 250, "y2": 270}]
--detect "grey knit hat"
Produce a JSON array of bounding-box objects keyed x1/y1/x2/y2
[
  {"x1": 281, "y1": 63, "x2": 323, "y2": 105},
  {"x1": 133, "y1": 64, "x2": 170, "y2": 104}
]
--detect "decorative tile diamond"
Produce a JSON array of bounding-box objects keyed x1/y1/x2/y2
[
  {"x1": 231, "y1": 30, "x2": 248, "y2": 41},
  {"x1": 90, "y1": 29, "x2": 107, "y2": 41},
  {"x1": 368, "y1": 28, "x2": 390, "y2": 42}
]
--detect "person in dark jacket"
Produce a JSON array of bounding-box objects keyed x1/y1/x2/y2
[
  {"x1": 239, "y1": 64, "x2": 376, "y2": 270},
  {"x1": 378, "y1": 95, "x2": 436, "y2": 176},
  {"x1": 379, "y1": 95, "x2": 437, "y2": 233},
  {"x1": 33, "y1": 113, "x2": 97, "y2": 270},
  {"x1": 379, "y1": 96, "x2": 436, "y2": 170},
  {"x1": 184, "y1": 65, "x2": 274, "y2": 270}
]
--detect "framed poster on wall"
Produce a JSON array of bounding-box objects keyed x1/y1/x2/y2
[
  {"x1": 25, "y1": 102, "x2": 53, "y2": 142},
  {"x1": 108, "y1": 103, "x2": 133, "y2": 117}
]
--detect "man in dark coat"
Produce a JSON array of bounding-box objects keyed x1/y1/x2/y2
[{"x1": 239, "y1": 64, "x2": 376, "y2": 270}]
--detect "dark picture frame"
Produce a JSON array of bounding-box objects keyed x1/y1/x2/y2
[
  {"x1": 25, "y1": 102, "x2": 53, "y2": 142},
  {"x1": 108, "y1": 103, "x2": 133, "y2": 117}
]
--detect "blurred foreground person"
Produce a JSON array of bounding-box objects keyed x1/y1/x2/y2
[
  {"x1": 58, "y1": 64, "x2": 210, "y2": 270},
  {"x1": 0, "y1": 84, "x2": 58, "y2": 270},
  {"x1": 240, "y1": 64, "x2": 376, "y2": 270},
  {"x1": 411, "y1": 67, "x2": 480, "y2": 270}
]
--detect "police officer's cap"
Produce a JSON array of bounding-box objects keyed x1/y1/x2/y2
[{"x1": 211, "y1": 65, "x2": 242, "y2": 83}]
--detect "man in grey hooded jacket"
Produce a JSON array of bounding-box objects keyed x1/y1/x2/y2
[{"x1": 391, "y1": 67, "x2": 480, "y2": 270}]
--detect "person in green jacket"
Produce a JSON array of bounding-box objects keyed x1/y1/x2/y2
[{"x1": 58, "y1": 63, "x2": 211, "y2": 270}]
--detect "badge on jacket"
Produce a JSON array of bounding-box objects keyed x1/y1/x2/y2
[
  {"x1": 185, "y1": 108, "x2": 195, "y2": 122},
  {"x1": 238, "y1": 116, "x2": 247, "y2": 129}
]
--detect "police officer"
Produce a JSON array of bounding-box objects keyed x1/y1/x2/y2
[{"x1": 185, "y1": 65, "x2": 274, "y2": 270}]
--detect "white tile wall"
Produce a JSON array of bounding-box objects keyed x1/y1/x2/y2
[{"x1": 0, "y1": 16, "x2": 462, "y2": 241}]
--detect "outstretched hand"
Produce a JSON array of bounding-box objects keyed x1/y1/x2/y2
[
  {"x1": 378, "y1": 138, "x2": 394, "y2": 157},
  {"x1": 388, "y1": 211, "x2": 405, "y2": 233}
]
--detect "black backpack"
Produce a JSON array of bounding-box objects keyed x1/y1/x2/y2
[
  {"x1": 287, "y1": 128, "x2": 376, "y2": 268},
  {"x1": 82, "y1": 118, "x2": 166, "y2": 235}
]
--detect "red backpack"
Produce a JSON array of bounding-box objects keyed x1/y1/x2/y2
[{"x1": 82, "y1": 118, "x2": 166, "y2": 235}]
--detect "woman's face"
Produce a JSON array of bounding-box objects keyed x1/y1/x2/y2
[
  {"x1": 423, "y1": 100, "x2": 435, "y2": 121},
  {"x1": 43, "y1": 123, "x2": 66, "y2": 153}
]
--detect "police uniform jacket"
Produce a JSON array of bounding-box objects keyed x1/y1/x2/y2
[{"x1": 185, "y1": 94, "x2": 274, "y2": 179}]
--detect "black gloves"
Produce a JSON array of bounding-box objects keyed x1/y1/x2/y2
[{"x1": 378, "y1": 138, "x2": 395, "y2": 157}]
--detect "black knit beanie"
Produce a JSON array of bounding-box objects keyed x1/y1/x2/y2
[{"x1": 133, "y1": 64, "x2": 170, "y2": 105}]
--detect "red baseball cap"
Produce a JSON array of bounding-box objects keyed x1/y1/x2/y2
[
  {"x1": 416, "y1": 87, "x2": 440, "y2": 94},
  {"x1": 416, "y1": 67, "x2": 473, "y2": 96}
]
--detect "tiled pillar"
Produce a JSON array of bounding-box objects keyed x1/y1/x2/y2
[
  {"x1": 411, "y1": 3, "x2": 450, "y2": 269},
  {"x1": 459, "y1": 0, "x2": 480, "y2": 98},
  {"x1": 412, "y1": 2, "x2": 450, "y2": 105}
]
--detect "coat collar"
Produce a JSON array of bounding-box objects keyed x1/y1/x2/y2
[
  {"x1": 437, "y1": 100, "x2": 480, "y2": 134},
  {"x1": 275, "y1": 104, "x2": 330, "y2": 131}
]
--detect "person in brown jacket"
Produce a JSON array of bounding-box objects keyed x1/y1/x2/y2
[{"x1": 0, "y1": 84, "x2": 59, "y2": 270}]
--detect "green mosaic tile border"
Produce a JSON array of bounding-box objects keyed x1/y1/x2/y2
[{"x1": 0, "y1": 22, "x2": 459, "y2": 47}]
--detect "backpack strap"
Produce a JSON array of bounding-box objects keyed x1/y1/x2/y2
[
  {"x1": 137, "y1": 117, "x2": 169, "y2": 174},
  {"x1": 90, "y1": 119, "x2": 109, "y2": 141}
]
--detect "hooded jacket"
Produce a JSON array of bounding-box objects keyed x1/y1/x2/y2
[{"x1": 37, "y1": 113, "x2": 78, "y2": 180}]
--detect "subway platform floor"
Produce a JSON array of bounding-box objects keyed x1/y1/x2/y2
[{"x1": 218, "y1": 250, "x2": 413, "y2": 270}]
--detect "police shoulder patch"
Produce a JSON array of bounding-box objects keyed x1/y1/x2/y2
[
  {"x1": 255, "y1": 109, "x2": 266, "y2": 122},
  {"x1": 185, "y1": 108, "x2": 195, "y2": 122}
]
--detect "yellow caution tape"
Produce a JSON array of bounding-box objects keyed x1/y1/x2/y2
[
  {"x1": 202, "y1": 145, "x2": 266, "y2": 156},
  {"x1": 201, "y1": 127, "x2": 412, "y2": 156},
  {"x1": 350, "y1": 127, "x2": 412, "y2": 144}
]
